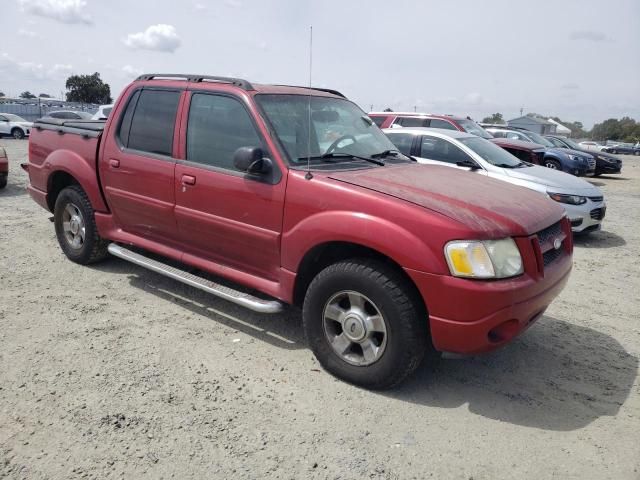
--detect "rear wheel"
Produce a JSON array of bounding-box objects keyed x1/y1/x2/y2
[
  {"x1": 11, "y1": 128, "x2": 25, "y2": 140},
  {"x1": 303, "y1": 258, "x2": 433, "y2": 389},
  {"x1": 54, "y1": 185, "x2": 109, "y2": 264},
  {"x1": 544, "y1": 159, "x2": 561, "y2": 170},
  {"x1": 0, "y1": 175, "x2": 6, "y2": 189}
]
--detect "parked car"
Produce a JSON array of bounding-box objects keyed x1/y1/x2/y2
[
  {"x1": 369, "y1": 112, "x2": 493, "y2": 139},
  {"x1": 0, "y1": 113, "x2": 33, "y2": 139},
  {"x1": 485, "y1": 126, "x2": 595, "y2": 176},
  {"x1": 92, "y1": 104, "x2": 114, "y2": 120},
  {"x1": 44, "y1": 111, "x2": 94, "y2": 120},
  {"x1": 545, "y1": 135, "x2": 622, "y2": 176},
  {"x1": 579, "y1": 141, "x2": 608, "y2": 152},
  {"x1": 0, "y1": 146, "x2": 7, "y2": 189},
  {"x1": 25, "y1": 73, "x2": 572, "y2": 389},
  {"x1": 602, "y1": 143, "x2": 640, "y2": 155},
  {"x1": 385, "y1": 128, "x2": 606, "y2": 234}
]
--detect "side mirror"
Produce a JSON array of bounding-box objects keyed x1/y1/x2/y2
[
  {"x1": 456, "y1": 159, "x2": 481, "y2": 170},
  {"x1": 233, "y1": 147, "x2": 272, "y2": 175}
]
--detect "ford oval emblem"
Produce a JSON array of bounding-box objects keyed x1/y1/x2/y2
[{"x1": 553, "y1": 238, "x2": 562, "y2": 250}]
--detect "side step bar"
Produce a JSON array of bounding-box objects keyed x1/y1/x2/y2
[{"x1": 107, "y1": 244, "x2": 285, "y2": 314}]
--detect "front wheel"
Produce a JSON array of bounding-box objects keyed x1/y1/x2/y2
[
  {"x1": 11, "y1": 128, "x2": 25, "y2": 140},
  {"x1": 544, "y1": 159, "x2": 561, "y2": 170},
  {"x1": 303, "y1": 259, "x2": 433, "y2": 389},
  {"x1": 54, "y1": 185, "x2": 109, "y2": 264}
]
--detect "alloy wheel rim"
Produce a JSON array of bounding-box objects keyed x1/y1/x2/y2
[
  {"x1": 545, "y1": 162, "x2": 558, "y2": 169},
  {"x1": 62, "y1": 202, "x2": 86, "y2": 250},
  {"x1": 322, "y1": 290, "x2": 388, "y2": 366}
]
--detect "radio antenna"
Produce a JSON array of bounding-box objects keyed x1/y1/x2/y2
[{"x1": 305, "y1": 25, "x2": 313, "y2": 180}]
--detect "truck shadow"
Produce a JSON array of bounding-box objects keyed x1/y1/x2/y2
[
  {"x1": 388, "y1": 316, "x2": 638, "y2": 431},
  {"x1": 92, "y1": 258, "x2": 306, "y2": 351},
  {"x1": 573, "y1": 230, "x2": 626, "y2": 248}
]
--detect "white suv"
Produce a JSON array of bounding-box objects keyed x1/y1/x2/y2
[{"x1": 0, "y1": 113, "x2": 33, "y2": 139}]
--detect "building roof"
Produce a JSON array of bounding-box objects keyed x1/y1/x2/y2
[
  {"x1": 508, "y1": 115, "x2": 553, "y2": 125},
  {"x1": 546, "y1": 118, "x2": 572, "y2": 134}
]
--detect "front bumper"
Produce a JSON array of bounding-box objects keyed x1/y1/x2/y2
[
  {"x1": 595, "y1": 160, "x2": 621, "y2": 175},
  {"x1": 405, "y1": 248, "x2": 572, "y2": 354},
  {"x1": 563, "y1": 200, "x2": 606, "y2": 233}
]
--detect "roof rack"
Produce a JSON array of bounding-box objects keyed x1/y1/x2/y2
[
  {"x1": 273, "y1": 85, "x2": 345, "y2": 98},
  {"x1": 135, "y1": 74, "x2": 254, "y2": 90}
]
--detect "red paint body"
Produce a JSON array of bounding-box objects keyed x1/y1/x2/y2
[
  {"x1": 26, "y1": 78, "x2": 572, "y2": 354},
  {"x1": 0, "y1": 148, "x2": 8, "y2": 175}
]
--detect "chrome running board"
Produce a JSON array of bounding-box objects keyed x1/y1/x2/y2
[{"x1": 107, "y1": 243, "x2": 284, "y2": 314}]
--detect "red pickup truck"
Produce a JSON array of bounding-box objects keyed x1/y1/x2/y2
[
  {"x1": 26, "y1": 74, "x2": 572, "y2": 388},
  {"x1": 0, "y1": 147, "x2": 7, "y2": 189}
]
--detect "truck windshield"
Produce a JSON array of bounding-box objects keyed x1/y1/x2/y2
[
  {"x1": 457, "y1": 119, "x2": 493, "y2": 139},
  {"x1": 256, "y1": 94, "x2": 410, "y2": 167},
  {"x1": 459, "y1": 137, "x2": 524, "y2": 168}
]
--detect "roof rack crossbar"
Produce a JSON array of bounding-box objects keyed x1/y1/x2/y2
[
  {"x1": 273, "y1": 85, "x2": 345, "y2": 98},
  {"x1": 135, "y1": 74, "x2": 254, "y2": 90}
]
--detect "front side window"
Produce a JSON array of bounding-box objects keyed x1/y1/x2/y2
[
  {"x1": 126, "y1": 89, "x2": 180, "y2": 156},
  {"x1": 524, "y1": 130, "x2": 555, "y2": 147},
  {"x1": 187, "y1": 93, "x2": 264, "y2": 171},
  {"x1": 419, "y1": 136, "x2": 471, "y2": 164},
  {"x1": 429, "y1": 119, "x2": 457, "y2": 130},
  {"x1": 461, "y1": 137, "x2": 522, "y2": 168},
  {"x1": 385, "y1": 132, "x2": 414, "y2": 156},
  {"x1": 256, "y1": 94, "x2": 405, "y2": 167}
]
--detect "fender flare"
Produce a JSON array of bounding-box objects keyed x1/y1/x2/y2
[
  {"x1": 282, "y1": 211, "x2": 446, "y2": 275},
  {"x1": 44, "y1": 149, "x2": 108, "y2": 212}
]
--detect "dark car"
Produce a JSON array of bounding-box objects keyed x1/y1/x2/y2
[
  {"x1": 602, "y1": 143, "x2": 640, "y2": 156},
  {"x1": 545, "y1": 135, "x2": 622, "y2": 176}
]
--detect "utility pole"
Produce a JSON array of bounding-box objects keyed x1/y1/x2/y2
[
  {"x1": 520, "y1": 107, "x2": 523, "y2": 116},
  {"x1": 414, "y1": 105, "x2": 417, "y2": 112},
  {"x1": 370, "y1": 104, "x2": 373, "y2": 112}
]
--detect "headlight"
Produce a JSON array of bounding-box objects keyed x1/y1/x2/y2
[
  {"x1": 548, "y1": 192, "x2": 587, "y2": 205},
  {"x1": 444, "y1": 238, "x2": 523, "y2": 279},
  {"x1": 566, "y1": 154, "x2": 577, "y2": 160}
]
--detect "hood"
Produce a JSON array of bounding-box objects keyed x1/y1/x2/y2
[
  {"x1": 328, "y1": 164, "x2": 564, "y2": 237},
  {"x1": 18, "y1": 121, "x2": 33, "y2": 127},
  {"x1": 504, "y1": 164, "x2": 602, "y2": 194}
]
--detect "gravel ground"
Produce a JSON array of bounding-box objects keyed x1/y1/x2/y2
[{"x1": 1, "y1": 139, "x2": 639, "y2": 480}]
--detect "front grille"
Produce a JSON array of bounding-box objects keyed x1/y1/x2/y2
[
  {"x1": 535, "y1": 221, "x2": 565, "y2": 269},
  {"x1": 588, "y1": 195, "x2": 603, "y2": 202},
  {"x1": 537, "y1": 221, "x2": 562, "y2": 246},
  {"x1": 586, "y1": 157, "x2": 596, "y2": 169},
  {"x1": 590, "y1": 207, "x2": 606, "y2": 220},
  {"x1": 543, "y1": 248, "x2": 563, "y2": 266}
]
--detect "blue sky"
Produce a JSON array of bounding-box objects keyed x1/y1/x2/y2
[{"x1": 1, "y1": 0, "x2": 638, "y2": 127}]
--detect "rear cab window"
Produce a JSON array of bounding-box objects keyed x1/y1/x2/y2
[{"x1": 118, "y1": 89, "x2": 180, "y2": 156}]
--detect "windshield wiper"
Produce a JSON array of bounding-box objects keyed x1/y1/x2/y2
[
  {"x1": 370, "y1": 149, "x2": 400, "y2": 158},
  {"x1": 297, "y1": 152, "x2": 385, "y2": 166}
]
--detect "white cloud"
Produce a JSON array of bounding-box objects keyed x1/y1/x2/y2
[
  {"x1": 224, "y1": 0, "x2": 242, "y2": 7},
  {"x1": 0, "y1": 53, "x2": 72, "y2": 81},
  {"x1": 569, "y1": 30, "x2": 608, "y2": 42},
  {"x1": 124, "y1": 24, "x2": 181, "y2": 53},
  {"x1": 561, "y1": 83, "x2": 580, "y2": 90},
  {"x1": 194, "y1": 2, "x2": 207, "y2": 11},
  {"x1": 18, "y1": 0, "x2": 92, "y2": 25},
  {"x1": 122, "y1": 65, "x2": 143, "y2": 78},
  {"x1": 18, "y1": 28, "x2": 40, "y2": 38}
]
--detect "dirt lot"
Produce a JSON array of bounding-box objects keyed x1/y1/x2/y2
[{"x1": 1, "y1": 139, "x2": 638, "y2": 480}]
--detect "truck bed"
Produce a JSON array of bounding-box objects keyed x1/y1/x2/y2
[{"x1": 33, "y1": 118, "x2": 105, "y2": 138}]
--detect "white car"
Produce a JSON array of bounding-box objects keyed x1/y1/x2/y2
[
  {"x1": 0, "y1": 113, "x2": 33, "y2": 139},
  {"x1": 579, "y1": 141, "x2": 608, "y2": 152},
  {"x1": 92, "y1": 104, "x2": 114, "y2": 120},
  {"x1": 384, "y1": 128, "x2": 606, "y2": 234}
]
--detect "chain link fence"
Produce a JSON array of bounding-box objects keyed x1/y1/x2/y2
[{"x1": 0, "y1": 98, "x2": 99, "y2": 122}]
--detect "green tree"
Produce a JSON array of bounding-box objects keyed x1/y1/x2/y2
[
  {"x1": 38, "y1": 93, "x2": 52, "y2": 98},
  {"x1": 383, "y1": 107, "x2": 393, "y2": 112},
  {"x1": 481, "y1": 113, "x2": 504, "y2": 124},
  {"x1": 0, "y1": 91, "x2": 5, "y2": 98},
  {"x1": 20, "y1": 91, "x2": 36, "y2": 99},
  {"x1": 591, "y1": 117, "x2": 640, "y2": 142},
  {"x1": 65, "y1": 72, "x2": 112, "y2": 104}
]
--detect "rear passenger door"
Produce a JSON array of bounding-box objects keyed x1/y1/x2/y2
[
  {"x1": 100, "y1": 88, "x2": 182, "y2": 243},
  {"x1": 173, "y1": 92, "x2": 286, "y2": 281}
]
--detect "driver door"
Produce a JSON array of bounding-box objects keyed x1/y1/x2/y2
[{"x1": 174, "y1": 92, "x2": 286, "y2": 281}]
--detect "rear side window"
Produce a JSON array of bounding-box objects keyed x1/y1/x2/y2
[
  {"x1": 385, "y1": 132, "x2": 414, "y2": 156},
  {"x1": 397, "y1": 117, "x2": 428, "y2": 127},
  {"x1": 370, "y1": 116, "x2": 386, "y2": 127},
  {"x1": 420, "y1": 136, "x2": 471, "y2": 164},
  {"x1": 186, "y1": 93, "x2": 264, "y2": 171},
  {"x1": 124, "y1": 89, "x2": 180, "y2": 156},
  {"x1": 429, "y1": 119, "x2": 457, "y2": 130}
]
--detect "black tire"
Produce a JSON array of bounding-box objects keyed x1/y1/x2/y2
[
  {"x1": 11, "y1": 128, "x2": 25, "y2": 140},
  {"x1": 544, "y1": 159, "x2": 562, "y2": 171},
  {"x1": 0, "y1": 175, "x2": 6, "y2": 189},
  {"x1": 54, "y1": 185, "x2": 109, "y2": 264},
  {"x1": 303, "y1": 258, "x2": 433, "y2": 389}
]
